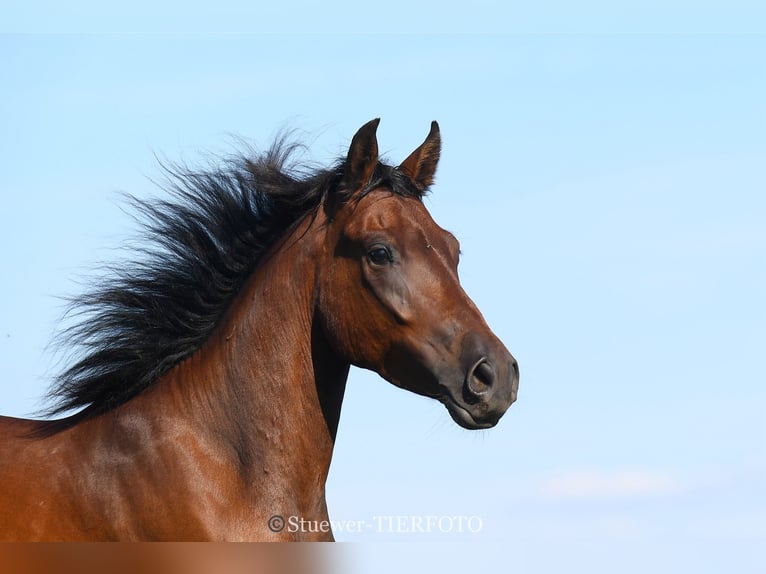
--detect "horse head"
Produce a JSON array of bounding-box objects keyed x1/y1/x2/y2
[{"x1": 317, "y1": 119, "x2": 518, "y2": 429}]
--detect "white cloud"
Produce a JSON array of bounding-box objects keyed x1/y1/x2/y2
[{"x1": 540, "y1": 468, "x2": 682, "y2": 500}]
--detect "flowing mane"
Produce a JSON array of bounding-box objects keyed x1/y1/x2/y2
[{"x1": 47, "y1": 136, "x2": 423, "y2": 425}]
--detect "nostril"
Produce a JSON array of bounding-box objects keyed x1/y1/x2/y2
[{"x1": 467, "y1": 358, "x2": 494, "y2": 397}]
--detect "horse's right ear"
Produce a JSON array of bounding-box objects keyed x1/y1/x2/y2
[{"x1": 340, "y1": 118, "x2": 380, "y2": 194}]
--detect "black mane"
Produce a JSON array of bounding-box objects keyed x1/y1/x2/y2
[{"x1": 45, "y1": 136, "x2": 423, "y2": 427}]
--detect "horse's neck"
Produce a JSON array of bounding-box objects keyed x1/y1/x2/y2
[{"x1": 103, "y1": 221, "x2": 347, "y2": 523}]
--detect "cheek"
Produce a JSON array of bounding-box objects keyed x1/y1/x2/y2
[{"x1": 361, "y1": 263, "x2": 415, "y2": 325}]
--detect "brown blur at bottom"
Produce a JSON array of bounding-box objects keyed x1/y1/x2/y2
[{"x1": 0, "y1": 543, "x2": 342, "y2": 574}]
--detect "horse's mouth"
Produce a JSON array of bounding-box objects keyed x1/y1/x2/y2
[{"x1": 438, "y1": 394, "x2": 497, "y2": 430}]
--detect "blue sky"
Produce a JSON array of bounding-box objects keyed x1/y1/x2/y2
[{"x1": 1, "y1": 25, "x2": 765, "y2": 574}]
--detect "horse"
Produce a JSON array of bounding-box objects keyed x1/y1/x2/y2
[{"x1": 0, "y1": 119, "x2": 518, "y2": 541}]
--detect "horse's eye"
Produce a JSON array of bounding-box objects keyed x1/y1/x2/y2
[{"x1": 367, "y1": 246, "x2": 392, "y2": 265}]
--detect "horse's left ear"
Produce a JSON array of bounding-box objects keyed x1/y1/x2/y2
[{"x1": 398, "y1": 121, "x2": 441, "y2": 191}]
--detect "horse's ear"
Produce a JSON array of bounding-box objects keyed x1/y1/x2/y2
[
  {"x1": 341, "y1": 118, "x2": 380, "y2": 194},
  {"x1": 398, "y1": 121, "x2": 441, "y2": 191}
]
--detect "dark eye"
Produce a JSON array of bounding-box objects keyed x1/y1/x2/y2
[{"x1": 367, "y1": 246, "x2": 392, "y2": 265}]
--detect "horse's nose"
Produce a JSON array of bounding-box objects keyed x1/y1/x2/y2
[
  {"x1": 459, "y1": 331, "x2": 517, "y2": 418},
  {"x1": 463, "y1": 350, "x2": 518, "y2": 410},
  {"x1": 465, "y1": 357, "x2": 495, "y2": 400}
]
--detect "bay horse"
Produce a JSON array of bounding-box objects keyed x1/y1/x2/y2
[{"x1": 0, "y1": 119, "x2": 518, "y2": 541}]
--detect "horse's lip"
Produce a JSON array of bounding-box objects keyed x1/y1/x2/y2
[{"x1": 437, "y1": 392, "x2": 495, "y2": 430}]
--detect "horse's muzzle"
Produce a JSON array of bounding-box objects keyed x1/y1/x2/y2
[{"x1": 439, "y1": 333, "x2": 518, "y2": 429}]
